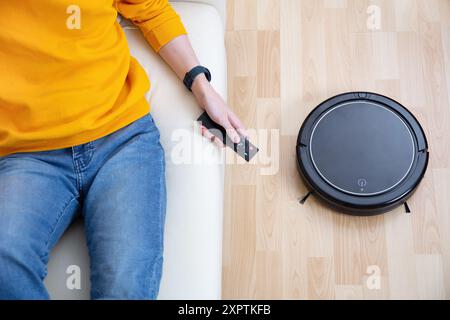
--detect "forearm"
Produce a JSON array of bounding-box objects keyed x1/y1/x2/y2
[
  {"x1": 158, "y1": 33, "x2": 245, "y2": 143},
  {"x1": 158, "y1": 35, "x2": 210, "y2": 101}
]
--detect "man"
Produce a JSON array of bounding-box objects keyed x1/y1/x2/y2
[{"x1": 0, "y1": 0, "x2": 245, "y2": 299}]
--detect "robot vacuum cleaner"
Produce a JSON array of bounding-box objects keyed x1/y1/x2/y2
[{"x1": 297, "y1": 92, "x2": 429, "y2": 216}]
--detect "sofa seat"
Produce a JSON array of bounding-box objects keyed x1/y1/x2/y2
[{"x1": 44, "y1": 2, "x2": 226, "y2": 300}]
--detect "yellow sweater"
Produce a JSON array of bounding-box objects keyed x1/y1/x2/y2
[{"x1": 0, "y1": 0, "x2": 187, "y2": 156}]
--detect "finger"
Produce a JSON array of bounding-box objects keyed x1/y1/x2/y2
[
  {"x1": 228, "y1": 111, "x2": 248, "y2": 138},
  {"x1": 213, "y1": 136, "x2": 225, "y2": 148},
  {"x1": 201, "y1": 126, "x2": 225, "y2": 148},
  {"x1": 218, "y1": 117, "x2": 241, "y2": 144},
  {"x1": 200, "y1": 125, "x2": 214, "y2": 140}
]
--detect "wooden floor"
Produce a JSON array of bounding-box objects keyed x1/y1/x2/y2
[{"x1": 222, "y1": 0, "x2": 450, "y2": 300}]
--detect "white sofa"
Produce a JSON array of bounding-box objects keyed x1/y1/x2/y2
[{"x1": 44, "y1": 0, "x2": 227, "y2": 300}]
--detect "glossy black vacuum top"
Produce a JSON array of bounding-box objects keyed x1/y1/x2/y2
[
  {"x1": 310, "y1": 101, "x2": 415, "y2": 196},
  {"x1": 297, "y1": 93, "x2": 429, "y2": 216}
]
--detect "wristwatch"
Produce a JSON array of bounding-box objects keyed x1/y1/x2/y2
[{"x1": 183, "y1": 66, "x2": 212, "y2": 91}]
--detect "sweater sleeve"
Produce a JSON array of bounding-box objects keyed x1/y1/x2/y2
[{"x1": 115, "y1": 0, "x2": 187, "y2": 52}]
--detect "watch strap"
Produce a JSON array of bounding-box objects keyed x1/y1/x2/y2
[{"x1": 183, "y1": 66, "x2": 212, "y2": 91}]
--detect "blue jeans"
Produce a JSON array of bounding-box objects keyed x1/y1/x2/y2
[{"x1": 0, "y1": 114, "x2": 166, "y2": 300}]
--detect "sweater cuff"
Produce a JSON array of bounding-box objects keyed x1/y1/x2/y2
[{"x1": 143, "y1": 16, "x2": 187, "y2": 52}]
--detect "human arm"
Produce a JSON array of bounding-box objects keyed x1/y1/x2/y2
[{"x1": 115, "y1": 0, "x2": 246, "y2": 144}]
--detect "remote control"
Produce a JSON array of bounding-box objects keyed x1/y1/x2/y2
[{"x1": 197, "y1": 112, "x2": 259, "y2": 162}]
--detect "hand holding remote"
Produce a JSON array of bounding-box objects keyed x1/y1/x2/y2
[
  {"x1": 198, "y1": 112, "x2": 259, "y2": 162},
  {"x1": 191, "y1": 75, "x2": 247, "y2": 145}
]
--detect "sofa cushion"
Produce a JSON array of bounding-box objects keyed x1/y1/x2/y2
[{"x1": 45, "y1": 2, "x2": 226, "y2": 300}]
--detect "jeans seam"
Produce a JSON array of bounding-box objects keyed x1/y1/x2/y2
[
  {"x1": 39, "y1": 195, "x2": 80, "y2": 264},
  {"x1": 87, "y1": 142, "x2": 94, "y2": 164},
  {"x1": 150, "y1": 142, "x2": 166, "y2": 298},
  {"x1": 78, "y1": 142, "x2": 94, "y2": 169},
  {"x1": 76, "y1": 161, "x2": 84, "y2": 195},
  {"x1": 142, "y1": 141, "x2": 165, "y2": 299},
  {"x1": 159, "y1": 143, "x2": 166, "y2": 243},
  {"x1": 71, "y1": 148, "x2": 84, "y2": 195}
]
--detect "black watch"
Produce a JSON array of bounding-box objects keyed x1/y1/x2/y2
[{"x1": 183, "y1": 66, "x2": 212, "y2": 92}]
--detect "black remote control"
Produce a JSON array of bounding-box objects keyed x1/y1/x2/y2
[{"x1": 197, "y1": 112, "x2": 259, "y2": 162}]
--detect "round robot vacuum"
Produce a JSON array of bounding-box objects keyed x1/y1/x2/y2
[{"x1": 296, "y1": 92, "x2": 429, "y2": 216}]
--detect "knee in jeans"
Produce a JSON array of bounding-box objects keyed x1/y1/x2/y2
[
  {"x1": 91, "y1": 254, "x2": 164, "y2": 300},
  {"x1": 0, "y1": 232, "x2": 49, "y2": 299},
  {"x1": 0, "y1": 233, "x2": 45, "y2": 279}
]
